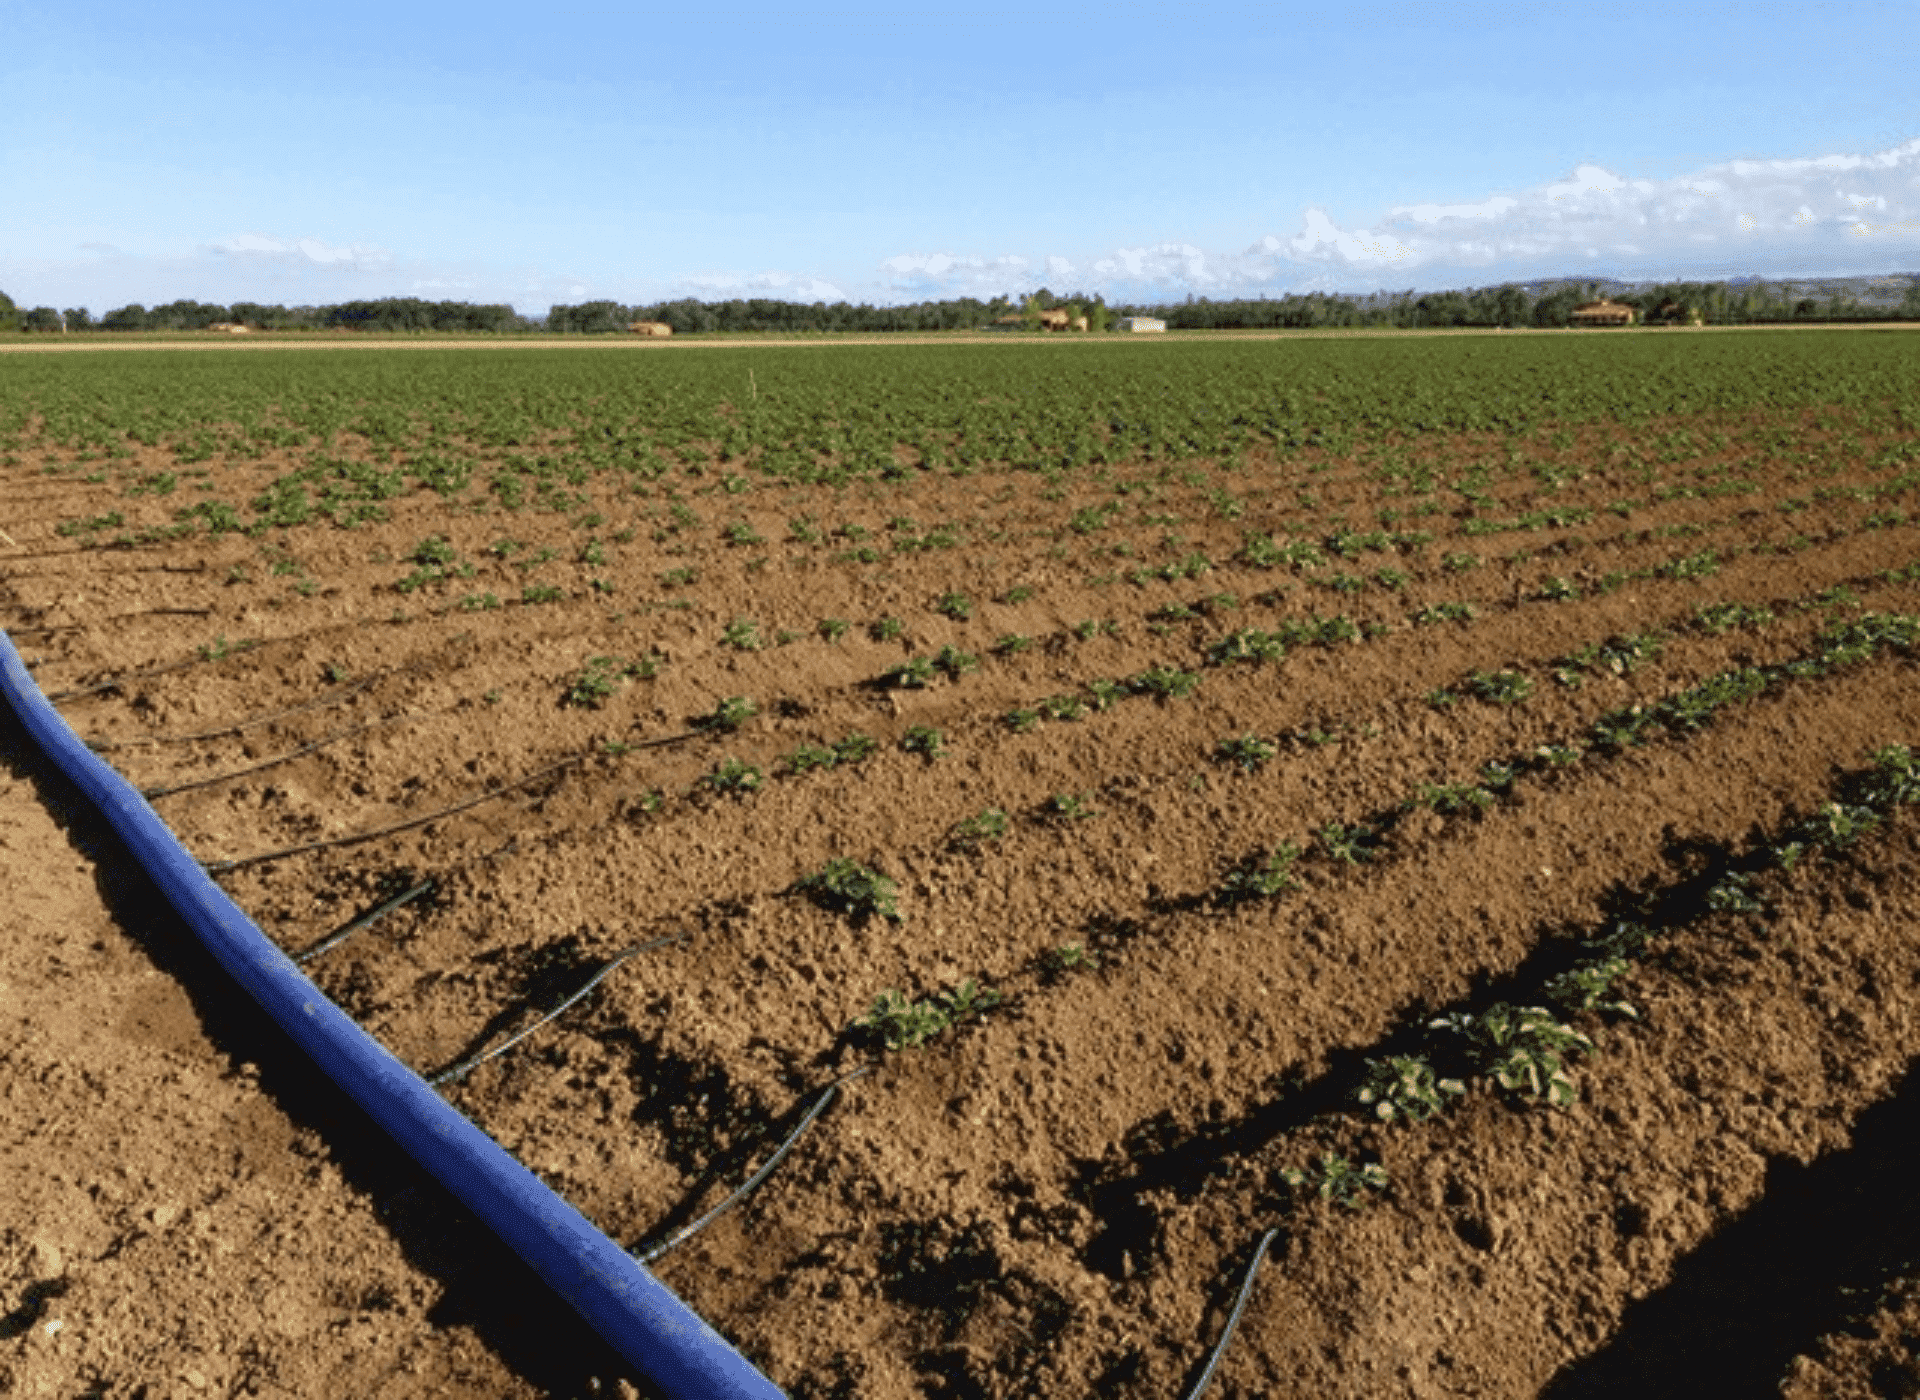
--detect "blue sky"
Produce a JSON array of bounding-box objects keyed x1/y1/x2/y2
[{"x1": 3, "y1": 0, "x2": 1918, "y2": 315}]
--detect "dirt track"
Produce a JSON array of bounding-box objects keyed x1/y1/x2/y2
[{"x1": 5, "y1": 384, "x2": 1920, "y2": 1397}]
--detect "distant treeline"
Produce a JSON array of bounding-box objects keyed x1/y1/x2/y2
[
  {"x1": 0, "y1": 295, "x2": 528, "y2": 333},
  {"x1": 3, "y1": 276, "x2": 1917, "y2": 336}
]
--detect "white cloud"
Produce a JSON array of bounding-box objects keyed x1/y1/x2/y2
[
  {"x1": 676, "y1": 269, "x2": 848, "y2": 301},
  {"x1": 859, "y1": 138, "x2": 1920, "y2": 305},
  {"x1": 210, "y1": 232, "x2": 393, "y2": 270}
]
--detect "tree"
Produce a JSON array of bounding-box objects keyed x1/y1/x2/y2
[
  {"x1": 1904, "y1": 279, "x2": 1920, "y2": 319},
  {"x1": 63, "y1": 307, "x2": 94, "y2": 331},
  {"x1": 0, "y1": 290, "x2": 17, "y2": 332},
  {"x1": 22, "y1": 307, "x2": 62, "y2": 332},
  {"x1": 101, "y1": 304, "x2": 150, "y2": 331}
]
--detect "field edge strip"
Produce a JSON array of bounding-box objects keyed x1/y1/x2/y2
[{"x1": 0, "y1": 625, "x2": 787, "y2": 1400}]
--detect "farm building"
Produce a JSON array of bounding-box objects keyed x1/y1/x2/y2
[
  {"x1": 1115, "y1": 316, "x2": 1167, "y2": 333},
  {"x1": 1570, "y1": 299, "x2": 1637, "y2": 327},
  {"x1": 627, "y1": 321, "x2": 674, "y2": 337}
]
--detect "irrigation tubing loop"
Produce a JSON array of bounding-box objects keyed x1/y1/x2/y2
[
  {"x1": 427, "y1": 934, "x2": 685, "y2": 1088},
  {"x1": 635, "y1": 1066, "x2": 873, "y2": 1267},
  {"x1": 1182, "y1": 1227, "x2": 1281, "y2": 1400},
  {"x1": 0, "y1": 627, "x2": 789, "y2": 1399}
]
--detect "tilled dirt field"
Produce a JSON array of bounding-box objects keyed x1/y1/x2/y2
[{"x1": 5, "y1": 374, "x2": 1920, "y2": 1397}]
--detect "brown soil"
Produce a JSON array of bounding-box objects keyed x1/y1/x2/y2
[{"x1": 5, "y1": 389, "x2": 1920, "y2": 1398}]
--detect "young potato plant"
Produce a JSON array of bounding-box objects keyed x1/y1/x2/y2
[
  {"x1": 901, "y1": 726, "x2": 947, "y2": 759},
  {"x1": 1040, "y1": 943, "x2": 1099, "y2": 978},
  {"x1": 855, "y1": 978, "x2": 1002, "y2": 1050},
  {"x1": 1280, "y1": 1152, "x2": 1390, "y2": 1210},
  {"x1": 1216, "y1": 843, "x2": 1302, "y2": 903},
  {"x1": 1214, "y1": 734, "x2": 1278, "y2": 772},
  {"x1": 1432, "y1": 1003, "x2": 1592, "y2": 1107},
  {"x1": 702, "y1": 757, "x2": 764, "y2": 796},
  {"x1": 561, "y1": 654, "x2": 658, "y2": 709},
  {"x1": 950, "y1": 807, "x2": 1010, "y2": 850},
  {"x1": 1468, "y1": 669, "x2": 1535, "y2": 706},
  {"x1": 700, "y1": 695, "x2": 759, "y2": 731},
  {"x1": 1356, "y1": 1055, "x2": 1465, "y2": 1123},
  {"x1": 799, "y1": 857, "x2": 902, "y2": 923}
]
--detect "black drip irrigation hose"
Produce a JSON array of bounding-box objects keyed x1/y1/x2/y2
[
  {"x1": 633, "y1": 1066, "x2": 872, "y2": 1267},
  {"x1": 203, "y1": 726, "x2": 711, "y2": 874},
  {"x1": 1181, "y1": 1227, "x2": 1280, "y2": 1400},
  {"x1": 427, "y1": 934, "x2": 685, "y2": 1088},
  {"x1": 139, "y1": 717, "x2": 393, "y2": 799},
  {"x1": 292, "y1": 876, "x2": 438, "y2": 966},
  {"x1": 48, "y1": 641, "x2": 265, "y2": 703},
  {"x1": 202, "y1": 751, "x2": 591, "y2": 873},
  {"x1": 87, "y1": 669, "x2": 386, "y2": 750}
]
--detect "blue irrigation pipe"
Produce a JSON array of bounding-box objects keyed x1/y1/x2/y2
[{"x1": 0, "y1": 630, "x2": 787, "y2": 1400}]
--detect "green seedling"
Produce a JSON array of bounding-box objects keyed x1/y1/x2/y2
[
  {"x1": 703, "y1": 757, "x2": 764, "y2": 796},
  {"x1": 1041, "y1": 943, "x2": 1099, "y2": 977},
  {"x1": 1531, "y1": 743, "x2": 1584, "y2": 769},
  {"x1": 782, "y1": 743, "x2": 840, "y2": 775},
  {"x1": 902, "y1": 726, "x2": 946, "y2": 759},
  {"x1": 1543, "y1": 956, "x2": 1639, "y2": 1019},
  {"x1": 1208, "y1": 628, "x2": 1286, "y2": 666},
  {"x1": 799, "y1": 858, "x2": 901, "y2": 923},
  {"x1": 870, "y1": 615, "x2": 905, "y2": 642},
  {"x1": 1005, "y1": 708, "x2": 1041, "y2": 733},
  {"x1": 1357, "y1": 1055, "x2": 1465, "y2": 1123},
  {"x1": 521, "y1": 583, "x2": 565, "y2": 604},
  {"x1": 721, "y1": 617, "x2": 764, "y2": 651},
  {"x1": 932, "y1": 644, "x2": 979, "y2": 679},
  {"x1": 1433, "y1": 1003, "x2": 1591, "y2": 1106},
  {"x1": 701, "y1": 695, "x2": 759, "y2": 731},
  {"x1": 1215, "y1": 734, "x2": 1277, "y2": 772},
  {"x1": 1217, "y1": 844, "x2": 1302, "y2": 902},
  {"x1": 1695, "y1": 602, "x2": 1774, "y2": 634},
  {"x1": 1044, "y1": 793, "x2": 1101, "y2": 822},
  {"x1": 1280, "y1": 1152, "x2": 1389, "y2": 1210},
  {"x1": 1469, "y1": 669, "x2": 1535, "y2": 706},
  {"x1": 832, "y1": 733, "x2": 879, "y2": 763},
  {"x1": 1086, "y1": 678, "x2": 1127, "y2": 711},
  {"x1": 1130, "y1": 665, "x2": 1201, "y2": 700},
  {"x1": 854, "y1": 992, "x2": 948, "y2": 1050},
  {"x1": 993, "y1": 634, "x2": 1033, "y2": 656},
  {"x1": 1414, "y1": 781, "x2": 1496, "y2": 815},
  {"x1": 819, "y1": 617, "x2": 850, "y2": 642},
  {"x1": 660, "y1": 566, "x2": 698, "y2": 587},
  {"x1": 950, "y1": 808, "x2": 1010, "y2": 848},
  {"x1": 1317, "y1": 822, "x2": 1377, "y2": 865},
  {"x1": 999, "y1": 585, "x2": 1034, "y2": 604},
  {"x1": 935, "y1": 591, "x2": 972, "y2": 621},
  {"x1": 854, "y1": 978, "x2": 1001, "y2": 1050},
  {"x1": 1413, "y1": 601, "x2": 1476, "y2": 625},
  {"x1": 1040, "y1": 695, "x2": 1087, "y2": 722},
  {"x1": 1705, "y1": 871, "x2": 1766, "y2": 914},
  {"x1": 1536, "y1": 575, "x2": 1580, "y2": 600},
  {"x1": 882, "y1": 656, "x2": 938, "y2": 689}
]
